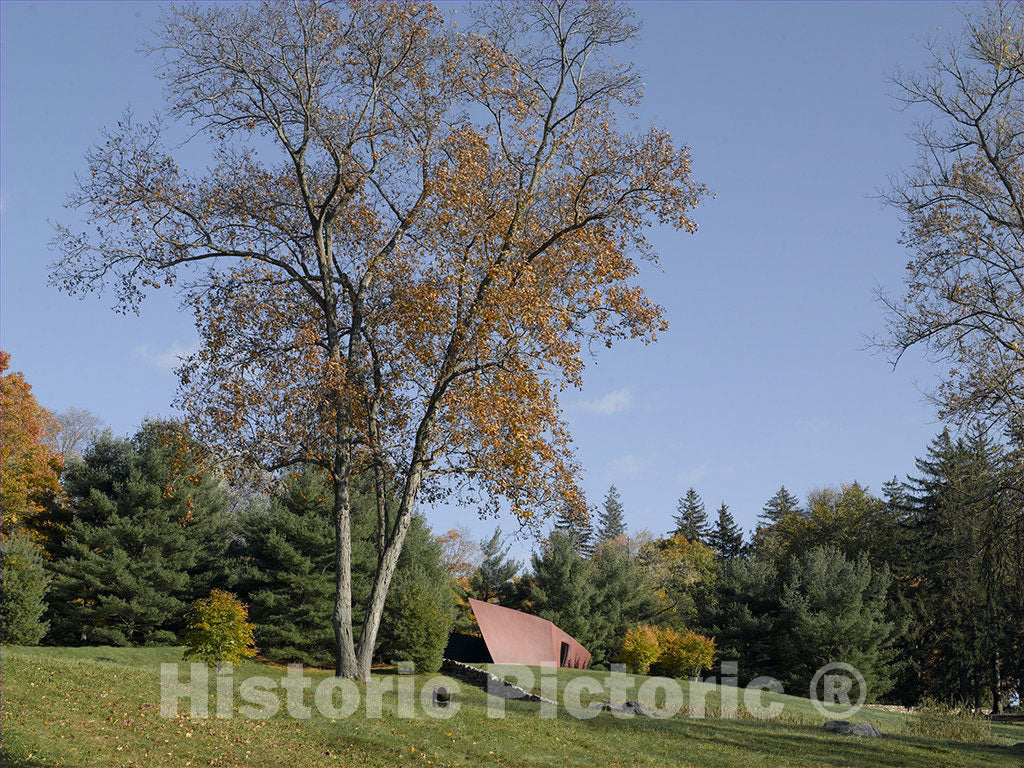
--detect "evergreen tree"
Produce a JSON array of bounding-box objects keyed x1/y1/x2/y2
[
  {"x1": 759, "y1": 485, "x2": 801, "y2": 525},
  {"x1": 236, "y1": 470, "x2": 338, "y2": 666},
  {"x1": 672, "y1": 487, "x2": 708, "y2": 542},
  {"x1": 707, "y1": 501, "x2": 744, "y2": 560},
  {"x1": 1, "y1": 533, "x2": 50, "y2": 645},
  {"x1": 596, "y1": 485, "x2": 627, "y2": 542},
  {"x1": 880, "y1": 476, "x2": 906, "y2": 518},
  {"x1": 46, "y1": 422, "x2": 233, "y2": 645},
  {"x1": 527, "y1": 529, "x2": 595, "y2": 647},
  {"x1": 699, "y1": 555, "x2": 781, "y2": 684},
  {"x1": 778, "y1": 546, "x2": 896, "y2": 701},
  {"x1": 376, "y1": 520, "x2": 456, "y2": 674},
  {"x1": 553, "y1": 504, "x2": 594, "y2": 556},
  {"x1": 589, "y1": 540, "x2": 654, "y2": 667},
  {"x1": 468, "y1": 528, "x2": 519, "y2": 604},
  {"x1": 897, "y1": 428, "x2": 1018, "y2": 710},
  {"x1": 237, "y1": 468, "x2": 453, "y2": 668}
]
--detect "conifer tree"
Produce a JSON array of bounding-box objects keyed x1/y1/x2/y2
[
  {"x1": 553, "y1": 504, "x2": 595, "y2": 556},
  {"x1": 528, "y1": 530, "x2": 595, "y2": 647},
  {"x1": 759, "y1": 486, "x2": 801, "y2": 525},
  {"x1": 778, "y1": 546, "x2": 896, "y2": 701},
  {"x1": 898, "y1": 428, "x2": 1018, "y2": 710},
  {"x1": 46, "y1": 422, "x2": 233, "y2": 646},
  {"x1": 0, "y1": 533, "x2": 50, "y2": 645},
  {"x1": 468, "y1": 529, "x2": 520, "y2": 604},
  {"x1": 589, "y1": 540, "x2": 654, "y2": 666},
  {"x1": 708, "y1": 502, "x2": 744, "y2": 560},
  {"x1": 236, "y1": 469, "x2": 339, "y2": 666},
  {"x1": 596, "y1": 485, "x2": 627, "y2": 543},
  {"x1": 673, "y1": 487, "x2": 708, "y2": 542},
  {"x1": 237, "y1": 468, "x2": 454, "y2": 668}
]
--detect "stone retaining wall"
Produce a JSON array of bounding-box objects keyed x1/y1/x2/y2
[{"x1": 439, "y1": 659, "x2": 557, "y2": 705}]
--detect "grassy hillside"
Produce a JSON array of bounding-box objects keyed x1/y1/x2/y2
[{"x1": 3, "y1": 646, "x2": 1022, "y2": 768}]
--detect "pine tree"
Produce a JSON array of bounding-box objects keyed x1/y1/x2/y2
[
  {"x1": 589, "y1": 541, "x2": 654, "y2": 666},
  {"x1": 46, "y1": 422, "x2": 233, "y2": 646},
  {"x1": 237, "y1": 468, "x2": 454, "y2": 668},
  {"x1": 672, "y1": 487, "x2": 708, "y2": 542},
  {"x1": 553, "y1": 504, "x2": 594, "y2": 556},
  {"x1": 528, "y1": 529, "x2": 595, "y2": 647},
  {"x1": 236, "y1": 469, "x2": 337, "y2": 666},
  {"x1": 778, "y1": 546, "x2": 896, "y2": 701},
  {"x1": 468, "y1": 528, "x2": 520, "y2": 604},
  {"x1": 897, "y1": 427, "x2": 1018, "y2": 710},
  {"x1": 759, "y1": 485, "x2": 801, "y2": 525},
  {"x1": 707, "y1": 501, "x2": 744, "y2": 560},
  {"x1": 596, "y1": 485, "x2": 627, "y2": 542},
  {"x1": 1, "y1": 533, "x2": 50, "y2": 644},
  {"x1": 881, "y1": 476, "x2": 906, "y2": 517}
]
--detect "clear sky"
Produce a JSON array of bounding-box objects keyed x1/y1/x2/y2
[{"x1": 1, "y1": 1, "x2": 960, "y2": 558}]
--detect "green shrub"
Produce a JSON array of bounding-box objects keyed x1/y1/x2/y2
[
  {"x1": 376, "y1": 565, "x2": 455, "y2": 673},
  {"x1": 657, "y1": 628, "x2": 715, "y2": 678},
  {"x1": 182, "y1": 590, "x2": 257, "y2": 666},
  {"x1": 619, "y1": 625, "x2": 661, "y2": 675},
  {"x1": 1, "y1": 533, "x2": 50, "y2": 645},
  {"x1": 901, "y1": 699, "x2": 995, "y2": 744}
]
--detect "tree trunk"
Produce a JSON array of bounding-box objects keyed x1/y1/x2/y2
[
  {"x1": 352, "y1": 465, "x2": 425, "y2": 680},
  {"x1": 332, "y1": 470, "x2": 359, "y2": 678},
  {"x1": 991, "y1": 652, "x2": 1001, "y2": 715}
]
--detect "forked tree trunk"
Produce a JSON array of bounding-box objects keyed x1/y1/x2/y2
[{"x1": 351, "y1": 463, "x2": 427, "y2": 680}]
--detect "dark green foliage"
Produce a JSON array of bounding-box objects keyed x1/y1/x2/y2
[
  {"x1": 759, "y1": 486, "x2": 801, "y2": 525},
  {"x1": 45, "y1": 422, "x2": 233, "y2": 645},
  {"x1": 588, "y1": 540, "x2": 655, "y2": 667},
  {"x1": 468, "y1": 528, "x2": 519, "y2": 604},
  {"x1": 673, "y1": 487, "x2": 708, "y2": 542},
  {"x1": 236, "y1": 469, "x2": 454, "y2": 669},
  {"x1": 1, "y1": 533, "x2": 50, "y2": 645},
  {"x1": 376, "y1": 513, "x2": 456, "y2": 672},
  {"x1": 553, "y1": 505, "x2": 594, "y2": 556},
  {"x1": 707, "y1": 502, "x2": 744, "y2": 560},
  {"x1": 596, "y1": 485, "x2": 627, "y2": 542},
  {"x1": 527, "y1": 529, "x2": 595, "y2": 646},
  {"x1": 894, "y1": 428, "x2": 1021, "y2": 709},
  {"x1": 777, "y1": 546, "x2": 896, "y2": 702},
  {"x1": 700, "y1": 555, "x2": 780, "y2": 683},
  {"x1": 236, "y1": 470, "x2": 336, "y2": 667},
  {"x1": 376, "y1": 562, "x2": 456, "y2": 673}
]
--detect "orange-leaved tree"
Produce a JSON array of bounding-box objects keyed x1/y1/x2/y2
[
  {"x1": 0, "y1": 351, "x2": 62, "y2": 539},
  {"x1": 51, "y1": 1, "x2": 706, "y2": 679}
]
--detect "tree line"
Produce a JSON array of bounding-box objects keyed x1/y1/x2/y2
[{"x1": 2, "y1": 349, "x2": 1023, "y2": 710}]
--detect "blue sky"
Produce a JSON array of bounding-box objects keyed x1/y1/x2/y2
[{"x1": 1, "y1": 1, "x2": 958, "y2": 557}]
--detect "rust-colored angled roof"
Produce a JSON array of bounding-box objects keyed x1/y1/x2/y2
[{"x1": 468, "y1": 598, "x2": 591, "y2": 668}]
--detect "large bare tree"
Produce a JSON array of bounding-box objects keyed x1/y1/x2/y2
[
  {"x1": 882, "y1": 1, "x2": 1024, "y2": 433},
  {"x1": 51, "y1": 0, "x2": 706, "y2": 679}
]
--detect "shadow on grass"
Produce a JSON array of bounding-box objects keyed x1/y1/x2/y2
[
  {"x1": 580, "y1": 712, "x2": 1020, "y2": 768},
  {"x1": 1, "y1": 748, "x2": 85, "y2": 768}
]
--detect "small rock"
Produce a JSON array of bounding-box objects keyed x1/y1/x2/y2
[
  {"x1": 433, "y1": 686, "x2": 451, "y2": 707},
  {"x1": 624, "y1": 700, "x2": 655, "y2": 717},
  {"x1": 823, "y1": 720, "x2": 881, "y2": 738},
  {"x1": 587, "y1": 700, "x2": 654, "y2": 717}
]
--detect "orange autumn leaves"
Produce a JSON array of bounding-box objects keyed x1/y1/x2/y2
[
  {"x1": 53, "y1": 1, "x2": 708, "y2": 530},
  {"x1": 0, "y1": 351, "x2": 62, "y2": 538}
]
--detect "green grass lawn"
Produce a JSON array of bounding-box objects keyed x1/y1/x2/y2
[{"x1": 3, "y1": 646, "x2": 1022, "y2": 768}]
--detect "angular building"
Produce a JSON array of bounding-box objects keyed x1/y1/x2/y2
[{"x1": 444, "y1": 598, "x2": 591, "y2": 668}]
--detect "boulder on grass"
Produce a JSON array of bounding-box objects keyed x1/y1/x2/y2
[
  {"x1": 587, "y1": 700, "x2": 655, "y2": 717},
  {"x1": 823, "y1": 720, "x2": 881, "y2": 738}
]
